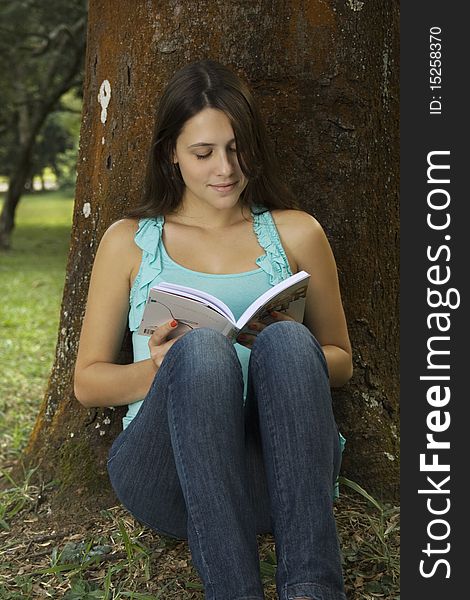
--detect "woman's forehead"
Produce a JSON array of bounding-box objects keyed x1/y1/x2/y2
[{"x1": 178, "y1": 108, "x2": 235, "y2": 145}]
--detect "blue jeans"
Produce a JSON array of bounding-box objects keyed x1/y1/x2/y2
[{"x1": 107, "y1": 322, "x2": 346, "y2": 600}]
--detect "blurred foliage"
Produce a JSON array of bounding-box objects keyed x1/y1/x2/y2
[
  {"x1": 32, "y1": 91, "x2": 83, "y2": 189},
  {"x1": 0, "y1": 0, "x2": 86, "y2": 188}
]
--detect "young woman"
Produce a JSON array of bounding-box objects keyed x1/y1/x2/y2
[{"x1": 74, "y1": 59, "x2": 352, "y2": 600}]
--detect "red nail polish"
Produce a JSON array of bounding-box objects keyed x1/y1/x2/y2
[{"x1": 170, "y1": 320, "x2": 178, "y2": 327}]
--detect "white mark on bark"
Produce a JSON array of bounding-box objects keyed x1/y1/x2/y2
[
  {"x1": 70, "y1": 432, "x2": 75, "y2": 438},
  {"x1": 158, "y1": 40, "x2": 177, "y2": 53},
  {"x1": 382, "y1": 43, "x2": 391, "y2": 110},
  {"x1": 101, "y1": 136, "x2": 105, "y2": 145},
  {"x1": 98, "y1": 80, "x2": 111, "y2": 124},
  {"x1": 103, "y1": 417, "x2": 111, "y2": 425},
  {"x1": 99, "y1": 430, "x2": 106, "y2": 436},
  {"x1": 83, "y1": 202, "x2": 91, "y2": 218},
  {"x1": 384, "y1": 452, "x2": 396, "y2": 461},
  {"x1": 361, "y1": 391, "x2": 380, "y2": 408},
  {"x1": 346, "y1": 0, "x2": 364, "y2": 11}
]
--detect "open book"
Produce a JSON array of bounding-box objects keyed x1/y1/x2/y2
[{"x1": 138, "y1": 270, "x2": 310, "y2": 341}]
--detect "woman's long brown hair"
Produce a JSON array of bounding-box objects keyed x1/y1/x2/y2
[{"x1": 126, "y1": 59, "x2": 299, "y2": 218}]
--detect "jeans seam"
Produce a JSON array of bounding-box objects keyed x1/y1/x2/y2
[
  {"x1": 107, "y1": 332, "x2": 185, "y2": 463},
  {"x1": 165, "y1": 340, "x2": 215, "y2": 592},
  {"x1": 107, "y1": 337, "x2": 184, "y2": 465},
  {"x1": 285, "y1": 580, "x2": 345, "y2": 600},
  {"x1": 107, "y1": 428, "x2": 130, "y2": 465},
  {"x1": 250, "y1": 346, "x2": 291, "y2": 592}
]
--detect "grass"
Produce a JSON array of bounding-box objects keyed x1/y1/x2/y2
[
  {"x1": 0, "y1": 478, "x2": 399, "y2": 599},
  {"x1": 0, "y1": 190, "x2": 74, "y2": 462},
  {"x1": 0, "y1": 192, "x2": 400, "y2": 598}
]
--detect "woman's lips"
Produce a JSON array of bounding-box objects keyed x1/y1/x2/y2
[{"x1": 209, "y1": 182, "x2": 237, "y2": 193}]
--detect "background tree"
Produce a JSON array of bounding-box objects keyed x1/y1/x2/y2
[
  {"x1": 25, "y1": 0, "x2": 399, "y2": 514},
  {"x1": 0, "y1": 0, "x2": 87, "y2": 249},
  {"x1": 30, "y1": 91, "x2": 83, "y2": 189}
]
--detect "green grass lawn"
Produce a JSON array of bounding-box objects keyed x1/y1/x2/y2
[{"x1": 0, "y1": 191, "x2": 74, "y2": 460}]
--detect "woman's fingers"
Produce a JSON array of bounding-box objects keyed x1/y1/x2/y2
[
  {"x1": 148, "y1": 319, "x2": 178, "y2": 347},
  {"x1": 236, "y1": 334, "x2": 255, "y2": 349},
  {"x1": 148, "y1": 320, "x2": 182, "y2": 368},
  {"x1": 269, "y1": 310, "x2": 295, "y2": 321},
  {"x1": 237, "y1": 312, "x2": 296, "y2": 348},
  {"x1": 156, "y1": 333, "x2": 184, "y2": 355},
  {"x1": 237, "y1": 320, "x2": 264, "y2": 348},
  {"x1": 148, "y1": 320, "x2": 179, "y2": 359}
]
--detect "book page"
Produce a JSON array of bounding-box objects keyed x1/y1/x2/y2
[
  {"x1": 236, "y1": 271, "x2": 310, "y2": 331},
  {"x1": 138, "y1": 289, "x2": 235, "y2": 337},
  {"x1": 156, "y1": 281, "x2": 235, "y2": 322}
]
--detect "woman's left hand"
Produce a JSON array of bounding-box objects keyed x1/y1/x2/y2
[{"x1": 236, "y1": 311, "x2": 295, "y2": 349}]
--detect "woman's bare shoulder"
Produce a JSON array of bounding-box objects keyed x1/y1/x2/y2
[
  {"x1": 102, "y1": 218, "x2": 139, "y2": 240},
  {"x1": 97, "y1": 218, "x2": 140, "y2": 253},
  {"x1": 94, "y1": 218, "x2": 142, "y2": 278},
  {"x1": 270, "y1": 208, "x2": 325, "y2": 251}
]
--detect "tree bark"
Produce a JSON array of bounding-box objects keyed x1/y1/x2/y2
[{"x1": 25, "y1": 0, "x2": 400, "y2": 512}]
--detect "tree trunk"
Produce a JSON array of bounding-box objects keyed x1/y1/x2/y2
[
  {"x1": 25, "y1": 0, "x2": 399, "y2": 512},
  {"x1": 0, "y1": 145, "x2": 34, "y2": 249},
  {"x1": 0, "y1": 16, "x2": 86, "y2": 250}
]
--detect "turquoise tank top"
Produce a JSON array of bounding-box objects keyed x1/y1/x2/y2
[
  {"x1": 124, "y1": 204, "x2": 346, "y2": 498},
  {"x1": 125, "y1": 205, "x2": 293, "y2": 429}
]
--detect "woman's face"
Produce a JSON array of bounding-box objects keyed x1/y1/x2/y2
[{"x1": 172, "y1": 107, "x2": 248, "y2": 212}]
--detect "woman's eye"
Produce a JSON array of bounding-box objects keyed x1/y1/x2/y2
[{"x1": 195, "y1": 148, "x2": 237, "y2": 160}]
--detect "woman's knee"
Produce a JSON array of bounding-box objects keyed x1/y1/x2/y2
[
  {"x1": 252, "y1": 321, "x2": 326, "y2": 370},
  {"x1": 255, "y1": 320, "x2": 312, "y2": 345},
  {"x1": 161, "y1": 327, "x2": 244, "y2": 402},
  {"x1": 167, "y1": 327, "x2": 240, "y2": 373}
]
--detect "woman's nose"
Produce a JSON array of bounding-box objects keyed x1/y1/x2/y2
[{"x1": 215, "y1": 150, "x2": 234, "y2": 175}]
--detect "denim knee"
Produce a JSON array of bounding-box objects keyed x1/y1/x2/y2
[
  {"x1": 252, "y1": 320, "x2": 327, "y2": 373},
  {"x1": 173, "y1": 327, "x2": 239, "y2": 365},
  {"x1": 256, "y1": 320, "x2": 312, "y2": 344},
  {"x1": 166, "y1": 327, "x2": 244, "y2": 398}
]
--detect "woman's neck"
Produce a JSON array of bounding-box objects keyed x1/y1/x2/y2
[{"x1": 168, "y1": 200, "x2": 251, "y2": 230}]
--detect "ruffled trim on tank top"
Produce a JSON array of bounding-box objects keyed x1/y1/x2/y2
[
  {"x1": 252, "y1": 208, "x2": 293, "y2": 285},
  {"x1": 129, "y1": 216, "x2": 164, "y2": 332},
  {"x1": 128, "y1": 207, "x2": 293, "y2": 332}
]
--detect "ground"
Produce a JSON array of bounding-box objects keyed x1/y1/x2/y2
[{"x1": 0, "y1": 462, "x2": 399, "y2": 599}]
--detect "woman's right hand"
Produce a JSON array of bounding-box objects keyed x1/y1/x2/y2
[{"x1": 148, "y1": 320, "x2": 184, "y2": 369}]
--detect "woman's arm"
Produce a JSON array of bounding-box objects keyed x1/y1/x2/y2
[
  {"x1": 74, "y1": 219, "x2": 158, "y2": 408},
  {"x1": 277, "y1": 210, "x2": 353, "y2": 387}
]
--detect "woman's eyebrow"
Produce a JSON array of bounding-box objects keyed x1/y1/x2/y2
[{"x1": 187, "y1": 138, "x2": 235, "y2": 148}]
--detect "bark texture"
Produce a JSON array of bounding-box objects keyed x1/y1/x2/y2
[{"x1": 26, "y1": 0, "x2": 399, "y2": 511}]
